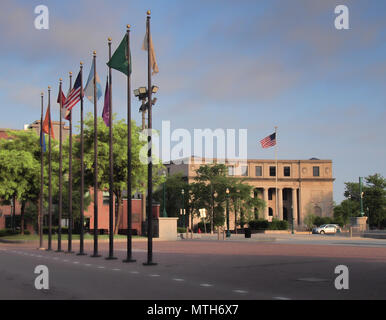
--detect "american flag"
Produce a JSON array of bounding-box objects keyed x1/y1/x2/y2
[
  {"x1": 260, "y1": 132, "x2": 276, "y2": 148},
  {"x1": 63, "y1": 71, "x2": 82, "y2": 113}
]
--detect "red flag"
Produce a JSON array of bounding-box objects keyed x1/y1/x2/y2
[
  {"x1": 57, "y1": 88, "x2": 67, "y2": 120},
  {"x1": 42, "y1": 105, "x2": 55, "y2": 139}
]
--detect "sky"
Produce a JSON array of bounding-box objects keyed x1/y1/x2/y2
[{"x1": 0, "y1": 0, "x2": 385, "y2": 203}]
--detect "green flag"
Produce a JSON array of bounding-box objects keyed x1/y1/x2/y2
[{"x1": 107, "y1": 34, "x2": 132, "y2": 75}]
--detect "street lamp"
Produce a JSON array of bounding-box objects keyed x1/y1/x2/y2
[
  {"x1": 226, "y1": 188, "x2": 231, "y2": 238},
  {"x1": 181, "y1": 189, "x2": 185, "y2": 229},
  {"x1": 162, "y1": 170, "x2": 167, "y2": 217},
  {"x1": 291, "y1": 205, "x2": 294, "y2": 234}
]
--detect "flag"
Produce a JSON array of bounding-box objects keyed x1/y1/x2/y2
[
  {"x1": 63, "y1": 71, "x2": 82, "y2": 113},
  {"x1": 260, "y1": 132, "x2": 276, "y2": 148},
  {"x1": 40, "y1": 132, "x2": 46, "y2": 153},
  {"x1": 102, "y1": 77, "x2": 110, "y2": 127},
  {"x1": 42, "y1": 105, "x2": 55, "y2": 139},
  {"x1": 84, "y1": 59, "x2": 102, "y2": 103},
  {"x1": 142, "y1": 23, "x2": 159, "y2": 75},
  {"x1": 107, "y1": 34, "x2": 132, "y2": 76},
  {"x1": 57, "y1": 87, "x2": 66, "y2": 119}
]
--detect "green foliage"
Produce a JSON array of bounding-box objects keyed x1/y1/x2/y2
[
  {"x1": 337, "y1": 173, "x2": 386, "y2": 228},
  {"x1": 303, "y1": 213, "x2": 316, "y2": 230},
  {"x1": 177, "y1": 227, "x2": 187, "y2": 233},
  {"x1": 248, "y1": 219, "x2": 289, "y2": 230},
  {"x1": 0, "y1": 229, "x2": 19, "y2": 237},
  {"x1": 313, "y1": 216, "x2": 333, "y2": 226}
]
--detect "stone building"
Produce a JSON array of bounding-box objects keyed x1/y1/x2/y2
[{"x1": 165, "y1": 156, "x2": 334, "y2": 229}]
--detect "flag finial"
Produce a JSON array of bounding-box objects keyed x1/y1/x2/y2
[
  {"x1": 48, "y1": 86, "x2": 51, "y2": 90},
  {"x1": 108, "y1": 37, "x2": 112, "y2": 42},
  {"x1": 93, "y1": 50, "x2": 96, "y2": 56},
  {"x1": 80, "y1": 61, "x2": 83, "y2": 66},
  {"x1": 147, "y1": 10, "x2": 151, "y2": 16},
  {"x1": 127, "y1": 24, "x2": 130, "y2": 29},
  {"x1": 41, "y1": 92, "x2": 44, "y2": 96},
  {"x1": 60, "y1": 78, "x2": 62, "y2": 82},
  {"x1": 69, "y1": 71, "x2": 72, "y2": 75}
]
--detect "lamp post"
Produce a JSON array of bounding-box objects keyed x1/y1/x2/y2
[
  {"x1": 291, "y1": 205, "x2": 294, "y2": 234},
  {"x1": 226, "y1": 188, "x2": 231, "y2": 238},
  {"x1": 162, "y1": 170, "x2": 167, "y2": 217},
  {"x1": 181, "y1": 189, "x2": 185, "y2": 229}
]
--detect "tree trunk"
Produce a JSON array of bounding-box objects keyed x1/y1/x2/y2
[
  {"x1": 21, "y1": 201, "x2": 25, "y2": 235},
  {"x1": 114, "y1": 195, "x2": 122, "y2": 235}
]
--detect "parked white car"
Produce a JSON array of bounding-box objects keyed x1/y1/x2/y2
[{"x1": 312, "y1": 224, "x2": 340, "y2": 234}]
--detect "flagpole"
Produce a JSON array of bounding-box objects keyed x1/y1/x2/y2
[
  {"x1": 77, "y1": 62, "x2": 86, "y2": 256},
  {"x1": 275, "y1": 126, "x2": 278, "y2": 220},
  {"x1": 91, "y1": 51, "x2": 101, "y2": 258},
  {"x1": 124, "y1": 25, "x2": 136, "y2": 263},
  {"x1": 106, "y1": 38, "x2": 117, "y2": 260},
  {"x1": 57, "y1": 78, "x2": 64, "y2": 252},
  {"x1": 144, "y1": 10, "x2": 156, "y2": 266},
  {"x1": 67, "y1": 71, "x2": 74, "y2": 253},
  {"x1": 47, "y1": 86, "x2": 52, "y2": 251},
  {"x1": 39, "y1": 92, "x2": 44, "y2": 250}
]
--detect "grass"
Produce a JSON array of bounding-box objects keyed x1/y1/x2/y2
[{"x1": 0, "y1": 233, "x2": 144, "y2": 241}]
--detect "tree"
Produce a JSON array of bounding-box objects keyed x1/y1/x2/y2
[
  {"x1": 78, "y1": 113, "x2": 163, "y2": 234},
  {"x1": 0, "y1": 130, "x2": 48, "y2": 234},
  {"x1": 337, "y1": 174, "x2": 386, "y2": 228}
]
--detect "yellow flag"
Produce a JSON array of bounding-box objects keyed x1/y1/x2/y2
[{"x1": 142, "y1": 24, "x2": 159, "y2": 75}]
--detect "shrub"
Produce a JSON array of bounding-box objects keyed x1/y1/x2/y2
[
  {"x1": 314, "y1": 216, "x2": 333, "y2": 226},
  {"x1": 248, "y1": 219, "x2": 269, "y2": 230},
  {"x1": 0, "y1": 229, "x2": 19, "y2": 237},
  {"x1": 269, "y1": 219, "x2": 289, "y2": 230},
  {"x1": 177, "y1": 227, "x2": 187, "y2": 233},
  {"x1": 195, "y1": 222, "x2": 211, "y2": 233}
]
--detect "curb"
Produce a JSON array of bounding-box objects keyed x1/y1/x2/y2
[{"x1": 0, "y1": 238, "x2": 26, "y2": 244}]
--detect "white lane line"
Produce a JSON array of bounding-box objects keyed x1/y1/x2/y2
[
  {"x1": 63, "y1": 259, "x2": 69, "y2": 262},
  {"x1": 149, "y1": 274, "x2": 160, "y2": 277},
  {"x1": 200, "y1": 283, "x2": 213, "y2": 287},
  {"x1": 130, "y1": 271, "x2": 140, "y2": 274},
  {"x1": 172, "y1": 278, "x2": 185, "y2": 282},
  {"x1": 73, "y1": 261, "x2": 79, "y2": 264},
  {"x1": 233, "y1": 290, "x2": 248, "y2": 294},
  {"x1": 273, "y1": 296, "x2": 291, "y2": 300},
  {"x1": 84, "y1": 264, "x2": 92, "y2": 267},
  {"x1": 53, "y1": 257, "x2": 59, "y2": 260},
  {"x1": 112, "y1": 268, "x2": 121, "y2": 271},
  {"x1": 98, "y1": 266, "x2": 105, "y2": 269}
]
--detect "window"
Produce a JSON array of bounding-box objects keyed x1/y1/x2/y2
[
  {"x1": 283, "y1": 189, "x2": 288, "y2": 201},
  {"x1": 102, "y1": 191, "x2": 109, "y2": 205},
  {"x1": 255, "y1": 166, "x2": 262, "y2": 177},
  {"x1": 228, "y1": 166, "x2": 234, "y2": 176},
  {"x1": 284, "y1": 166, "x2": 290, "y2": 177},
  {"x1": 269, "y1": 166, "x2": 276, "y2": 177},
  {"x1": 241, "y1": 166, "x2": 248, "y2": 176},
  {"x1": 313, "y1": 166, "x2": 320, "y2": 177},
  {"x1": 268, "y1": 189, "x2": 273, "y2": 200}
]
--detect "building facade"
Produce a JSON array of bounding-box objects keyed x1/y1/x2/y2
[{"x1": 166, "y1": 156, "x2": 334, "y2": 229}]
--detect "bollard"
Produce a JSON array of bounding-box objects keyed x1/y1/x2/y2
[{"x1": 223, "y1": 228, "x2": 225, "y2": 240}]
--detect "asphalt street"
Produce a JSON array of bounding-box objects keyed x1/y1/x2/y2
[{"x1": 1, "y1": 236, "x2": 386, "y2": 300}]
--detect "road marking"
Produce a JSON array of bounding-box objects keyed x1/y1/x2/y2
[
  {"x1": 233, "y1": 290, "x2": 248, "y2": 294},
  {"x1": 98, "y1": 266, "x2": 105, "y2": 269},
  {"x1": 130, "y1": 271, "x2": 139, "y2": 274},
  {"x1": 63, "y1": 260, "x2": 69, "y2": 262},
  {"x1": 112, "y1": 268, "x2": 121, "y2": 271},
  {"x1": 84, "y1": 264, "x2": 91, "y2": 267},
  {"x1": 172, "y1": 278, "x2": 185, "y2": 282},
  {"x1": 200, "y1": 283, "x2": 213, "y2": 287},
  {"x1": 53, "y1": 257, "x2": 59, "y2": 260},
  {"x1": 73, "y1": 261, "x2": 79, "y2": 264},
  {"x1": 149, "y1": 274, "x2": 160, "y2": 277},
  {"x1": 273, "y1": 296, "x2": 291, "y2": 300}
]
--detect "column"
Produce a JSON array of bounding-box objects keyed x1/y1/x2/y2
[
  {"x1": 292, "y1": 188, "x2": 298, "y2": 226},
  {"x1": 263, "y1": 188, "x2": 269, "y2": 220},
  {"x1": 278, "y1": 188, "x2": 283, "y2": 220}
]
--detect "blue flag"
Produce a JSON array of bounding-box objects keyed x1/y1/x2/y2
[
  {"x1": 84, "y1": 59, "x2": 102, "y2": 103},
  {"x1": 40, "y1": 131, "x2": 46, "y2": 153}
]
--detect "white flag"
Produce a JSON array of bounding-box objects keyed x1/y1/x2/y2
[{"x1": 142, "y1": 24, "x2": 159, "y2": 75}]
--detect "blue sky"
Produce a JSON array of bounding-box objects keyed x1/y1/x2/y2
[{"x1": 0, "y1": 0, "x2": 385, "y2": 203}]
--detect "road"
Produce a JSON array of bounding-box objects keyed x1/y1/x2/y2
[{"x1": 1, "y1": 235, "x2": 386, "y2": 300}]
